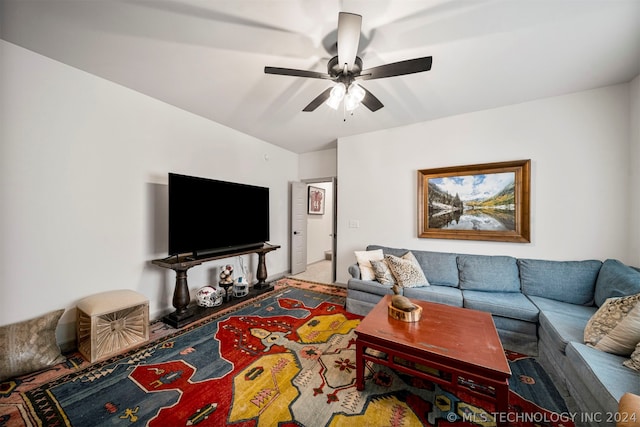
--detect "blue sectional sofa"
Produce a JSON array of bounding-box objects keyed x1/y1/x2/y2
[{"x1": 346, "y1": 245, "x2": 640, "y2": 426}]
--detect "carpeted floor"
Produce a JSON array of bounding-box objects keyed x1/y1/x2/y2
[{"x1": 0, "y1": 279, "x2": 574, "y2": 427}]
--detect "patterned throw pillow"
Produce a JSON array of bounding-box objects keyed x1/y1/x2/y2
[
  {"x1": 624, "y1": 342, "x2": 640, "y2": 372},
  {"x1": 385, "y1": 252, "x2": 429, "y2": 288},
  {"x1": 370, "y1": 259, "x2": 396, "y2": 286},
  {"x1": 584, "y1": 293, "x2": 640, "y2": 355},
  {"x1": 0, "y1": 309, "x2": 66, "y2": 381},
  {"x1": 354, "y1": 249, "x2": 384, "y2": 281}
]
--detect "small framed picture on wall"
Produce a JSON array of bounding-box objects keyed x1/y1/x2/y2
[{"x1": 308, "y1": 186, "x2": 325, "y2": 215}]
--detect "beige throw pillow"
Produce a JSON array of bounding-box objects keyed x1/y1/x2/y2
[
  {"x1": 0, "y1": 309, "x2": 66, "y2": 381},
  {"x1": 385, "y1": 252, "x2": 429, "y2": 288},
  {"x1": 584, "y1": 293, "x2": 640, "y2": 355},
  {"x1": 354, "y1": 249, "x2": 384, "y2": 281},
  {"x1": 370, "y1": 259, "x2": 396, "y2": 286}
]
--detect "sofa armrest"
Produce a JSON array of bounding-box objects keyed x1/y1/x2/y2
[{"x1": 348, "y1": 263, "x2": 361, "y2": 279}]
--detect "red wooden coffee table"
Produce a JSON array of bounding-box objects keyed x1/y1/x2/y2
[{"x1": 355, "y1": 295, "x2": 511, "y2": 425}]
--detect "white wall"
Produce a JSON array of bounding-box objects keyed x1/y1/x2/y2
[
  {"x1": 336, "y1": 84, "x2": 632, "y2": 284},
  {"x1": 630, "y1": 74, "x2": 640, "y2": 266},
  {"x1": 299, "y1": 148, "x2": 337, "y2": 180},
  {"x1": 306, "y1": 182, "x2": 333, "y2": 264},
  {"x1": 0, "y1": 41, "x2": 298, "y2": 344}
]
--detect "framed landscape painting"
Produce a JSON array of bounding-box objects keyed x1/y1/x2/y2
[{"x1": 418, "y1": 159, "x2": 531, "y2": 243}]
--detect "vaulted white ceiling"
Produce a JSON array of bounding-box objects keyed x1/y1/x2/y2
[{"x1": 2, "y1": 0, "x2": 639, "y2": 153}]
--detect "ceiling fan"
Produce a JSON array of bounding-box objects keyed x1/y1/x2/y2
[{"x1": 264, "y1": 12, "x2": 433, "y2": 113}]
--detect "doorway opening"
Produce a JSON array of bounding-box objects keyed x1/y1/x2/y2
[{"x1": 289, "y1": 178, "x2": 336, "y2": 284}]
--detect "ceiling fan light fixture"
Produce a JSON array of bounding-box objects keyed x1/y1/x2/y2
[
  {"x1": 348, "y1": 82, "x2": 365, "y2": 103},
  {"x1": 344, "y1": 92, "x2": 361, "y2": 112},
  {"x1": 265, "y1": 13, "x2": 431, "y2": 114},
  {"x1": 326, "y1": 82, "x2": 346, "y2": 110}
]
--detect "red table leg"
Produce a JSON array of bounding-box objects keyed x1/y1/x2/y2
[{"x1": 356, "y1": 339, "x2": 364, "y2": 390}]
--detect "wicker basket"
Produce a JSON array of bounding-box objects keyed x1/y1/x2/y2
[{"x1": 388, "y1": 303, "x2": 423, "y2": 322}]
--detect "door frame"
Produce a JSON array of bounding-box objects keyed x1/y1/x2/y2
[{"x1": 301, "y1": 177, "x2": 337, "y2": 283}]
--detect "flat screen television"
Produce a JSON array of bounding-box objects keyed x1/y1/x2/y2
[{"x1": 168, "y1": 173, "x2": 270, "y2": 257}]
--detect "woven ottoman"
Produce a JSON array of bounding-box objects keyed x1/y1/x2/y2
[{"x1": 76, "y1": 290, "x2": 149, "y2": 362}]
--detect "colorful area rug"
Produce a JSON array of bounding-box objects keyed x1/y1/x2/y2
[{"x1": 1, "y1": 279, "x2": 574, "y2": 427}]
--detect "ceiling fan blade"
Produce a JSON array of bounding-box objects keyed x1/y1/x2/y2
[
  {"x1": 359, "y1": 56, "x2": 433, "y2": 80},
  {"x1": 337, "y1": 12, "x2": 362, "y2": 72},
  {"x1": 264, "y1": 67, "x2": 332, "y2": 80},
  {"x1": 302, "y1": 87, "x2": 333, "y2": 112},
  {"x1": 361, "y1": 87, "x2": 384, "y2": 112}
]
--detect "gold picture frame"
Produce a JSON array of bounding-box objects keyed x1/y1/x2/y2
[{"x1": 418, "y1": 159, "x2": 531, "y2": 243}]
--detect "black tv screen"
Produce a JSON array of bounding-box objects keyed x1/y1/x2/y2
[{"x1": 168, "y1": 173, "x2": 269, "y2": 256}]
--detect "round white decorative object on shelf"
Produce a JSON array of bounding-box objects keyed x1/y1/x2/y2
[{"x1": 196, "y1": 286, "x2": 223, "y2": 307}]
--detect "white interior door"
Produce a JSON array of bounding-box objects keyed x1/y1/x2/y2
[{"x1": 290, "y1": 182, "x2": 307, "y2": 275}]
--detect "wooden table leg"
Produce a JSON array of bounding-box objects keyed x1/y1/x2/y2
[
  {"x1": 356, "y1": 339, "x2": 364, "y2": 390},
  {"x1": 494, "y1": 380, "x2": 510, "y2": 427}
]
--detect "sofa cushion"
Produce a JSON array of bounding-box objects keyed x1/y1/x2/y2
[
  {"x1": 584, "y1": 293, "x2": 640, "y2": 355},
  {"x1": 565, "y1": 341, "x2": 640, "y2": 414},
  {"x1": 457, "y1": 254, "x2": 520, "y2": 292},
  {"x1": 367, "y1": 246, "x2": 459, "y2": 287},
  {"x1": 385, "y1": 252, "x2": 429, "y2": 288},
  {"x1": 529, "y1": 295, "x2": 596, "y2": 354},
  {"x1": 462, "y1": 290, "x2": 539, "y2": 322},
  {"x1": 403, "y1": 285, "x2": 463, "y2": 307},
  {"x1": 411, "y1": 251, "x2": 459, "y2": 287},
  {"x1": 595, "y1": 259, "x2": 640, "y2": 307},
  {"x1": 518, "y1": 258, "x2": 601, "y2": 305},
  {"x1": 354, "y1": 249, "x2": 384, "y2": 281}
]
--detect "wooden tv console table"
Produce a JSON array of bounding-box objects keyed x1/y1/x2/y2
[{"x1": 151, "y1": 244, "x2": 280, "y2": 328}]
